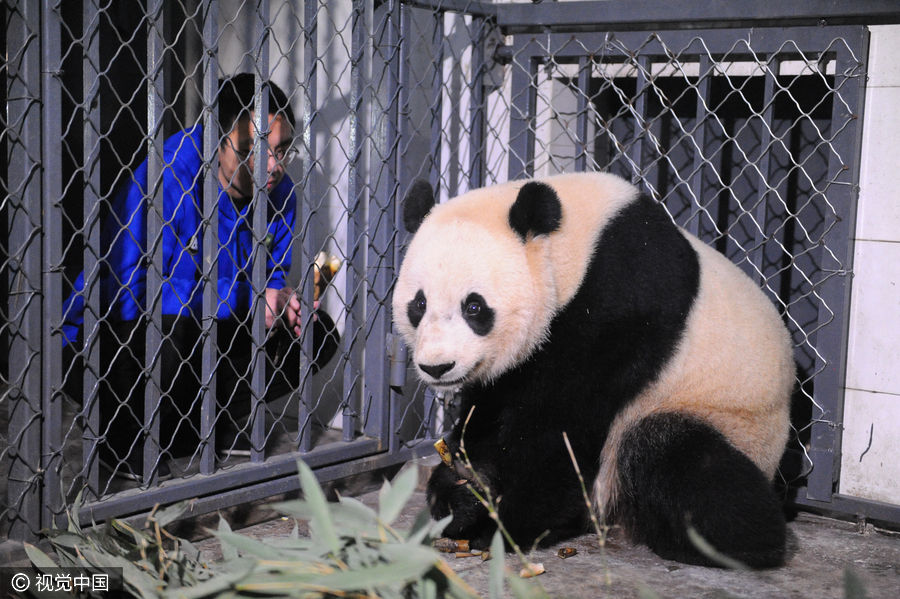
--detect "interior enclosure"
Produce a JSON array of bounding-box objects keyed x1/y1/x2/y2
[{"x1": 3, "y1": 0, "x2": 897, "y2": 545}]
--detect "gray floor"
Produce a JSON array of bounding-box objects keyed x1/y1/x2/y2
[{"x1": 192, "y1": 465, "x2": 900, "y2": 599}]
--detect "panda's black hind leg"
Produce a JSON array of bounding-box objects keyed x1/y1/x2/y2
[{"x1": 616, "y1": 412, "x2": 786, "y2": 568}]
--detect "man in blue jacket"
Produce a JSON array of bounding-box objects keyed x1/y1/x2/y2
[{"x1": 63, "y1": 74, "x2": 338, "y2": 483}]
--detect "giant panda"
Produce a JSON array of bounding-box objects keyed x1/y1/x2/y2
[{"x1": 392, "y1": 172, "x2": 796, "y2": 568}]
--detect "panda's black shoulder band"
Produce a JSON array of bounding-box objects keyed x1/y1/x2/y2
[
  {"x1": 509, "y1": 181, "x2": 562, "y2": 242},
  {"x1": 402, "y1": 179, "x2": 436, "y2": 234}
]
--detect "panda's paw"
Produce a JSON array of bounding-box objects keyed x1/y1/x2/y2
[{"x1": 427, "y1": 464, "x2": 493, "y2": 543}]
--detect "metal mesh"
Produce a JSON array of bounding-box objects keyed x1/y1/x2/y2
[
  {"x1": 497, "y1": 27, "x2": 866, "y2": 502},
  {"x1": 1, "y1": 0, "x2": 874, "y2": 542}
]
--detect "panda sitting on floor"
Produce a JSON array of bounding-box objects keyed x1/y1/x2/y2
[{"x1": 392, "y1": 172, "x2": 795, "y2": 568}]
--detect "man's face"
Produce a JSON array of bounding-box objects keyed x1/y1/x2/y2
[{"x1": 218, "y1": 112, "x2": 293, "y2": 201}]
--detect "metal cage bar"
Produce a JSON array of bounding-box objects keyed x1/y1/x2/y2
[
  {"x1": 250, "y1": 4, "x2": 271, "y2": 464},
  {"x1": 468, "y1": 15, "x2": 486, "y2": 189},
  {"x1": 428, "y1": 11, "x2": 444, "y2": 193},
  {"x1": 41, "y1": 0, "x2": 65, "y2": 530},
  {"x1": 344, "y1": 0, "x2": 368, "y2": 443},
  {"x1": 749, "y1": 55, "x2": 778, "y2": 285},
  {"x1": 574, "y1": 56, "x2": 591, "y2": 172},
  {"x1": 628, "y1": 55, "x2": 650, "y2": 188},
  {"x1": 199, "y1": 0, "x2": 219, "y2": 476},
  {"x1": 507, "y1": 55, "x2": 538, "y2": 179},
  {"x1": 7, "y1": 0, "x2": 45, "y2": 542},
  {"x1": 81, "y1": 0, "x2": 103, "y2": 497},
  {"x1": 296, "y1": 0, "x2": 319, "y2": 455},
  {"x1": 686, "y1": 53, "x2": 712, "y2": 238},
  {"x1": 370, "y1": 0, "x2": 401, "y2": 451},
  {"x1": 800, "y1": 26, "x2": 870, "y2": 504},
  {"x1": 144, "y1": 0, "x2": 166, "y2": 485}
]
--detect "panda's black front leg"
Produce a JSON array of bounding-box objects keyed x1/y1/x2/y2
[
  {"x1": 426, "y1": 433, "x2": 501, "y2": 549},
  {"x1": 426, "y1": 462, "x2": 497, "y2": 548}
]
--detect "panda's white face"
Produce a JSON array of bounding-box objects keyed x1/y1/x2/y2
[{"x1": 393, "y1": 216, "x2": 549, "y2": 390}]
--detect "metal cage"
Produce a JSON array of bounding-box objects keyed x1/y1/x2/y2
[{"x1": 3, "y1": 0, "x2": 899, "y2": 548}]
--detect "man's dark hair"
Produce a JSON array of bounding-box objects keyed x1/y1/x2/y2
[{"x1": 217, "y1": 73, "x2": 295, "y2": 137}]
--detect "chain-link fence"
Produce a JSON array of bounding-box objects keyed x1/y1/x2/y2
[{"x1": 1, "y1": 0, "x2": 889, "y2": 546}]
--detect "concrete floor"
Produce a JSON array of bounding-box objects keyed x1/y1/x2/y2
[{"x1": 193, "y1": 467, "x2": 900, "y2": 599}]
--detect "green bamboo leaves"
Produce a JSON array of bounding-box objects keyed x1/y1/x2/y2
[{"x1": 26, "y1": 461, "x2": 477, "y2": 599}]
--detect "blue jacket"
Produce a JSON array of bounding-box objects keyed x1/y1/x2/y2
[{"x1": 63, "y1": 126, "x2": 296, "y2": 345}]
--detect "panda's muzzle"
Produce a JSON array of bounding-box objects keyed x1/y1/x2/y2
[{"x1": 418, "y1": 361, "x2": 456, "y2": 379}]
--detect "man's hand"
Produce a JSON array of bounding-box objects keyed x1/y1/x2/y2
[{"x1": 265, "y1": 286, "x2": 302, "y2": 337}]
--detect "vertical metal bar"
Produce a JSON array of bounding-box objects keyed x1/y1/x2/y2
[
  {"x1": 750, "y1": 56, "x2": 778, "y2": 284},
  {"x1": 145, "y1": 0, "x2": 165, "y2": 485},
  {"x1": 508, "y1": 51, "x2": 539, "y2": 180},
  {"x1": 805, "y1": 28, "x2": 869, "y2": 503},
  {"x1": 575, "y1": 55, "x2": 591, "y2": 172},
  {"x1": 397, "y1": 4, "x2": 412, "y2": 189},
  {"x1": 390, "y1": 3, "x2": 412, "y2": 448},
  {"x1": 41, "y1": 0, "x2": 65, "y2": 530},
  {"x1": 687, "y1": 53, "x2": 712, "y2": 238},
  {"x1": 251, "y1": 0, "x2": 271, "y2": 462},
  {"x1": 6, "y1": 0, "x2": 44, "y2": 541},
  {"x1": 297, "y1": 0, "x2": 319, "y2": 454},
  {"x1": 368, "y1": 0, "x2": 400, "y2": 450},
  {"x1": 628, "y1": 55, "x2": 650, "y2": 188},
  {"x1": 81, "y1": 0, "x2": 102, "y2": 497},
  {"x1": 468, "y1": 15, "x2": 486, "y2": 189},
  {"x1": 343, "y1": 0, "x2": 367, "y2": 443},
  {"x1": 429, "y1": 9, "x2": 444, "y2": 192},
  {"x1": 199, "y1": 0, "x2": 219, "y2": 475}
]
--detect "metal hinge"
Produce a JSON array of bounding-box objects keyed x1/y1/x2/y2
[{"x1": 387, "y1": 333, "x2": 409, "y2": 390}]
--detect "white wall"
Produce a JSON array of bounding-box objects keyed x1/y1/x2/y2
[{"x1": 839, "y1": 25, "x2": 900, "y2": 505}]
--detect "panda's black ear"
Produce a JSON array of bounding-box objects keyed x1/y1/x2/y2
[
  {"x1": 508, "y1": 181, "x2": 562, "y2": 242},
  {"x1": 402, "y1": 179, "x2": 436, "y2": 234}
]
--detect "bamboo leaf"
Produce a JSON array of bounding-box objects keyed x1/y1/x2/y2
[
  {"x1": 178, "y1": 538, "x2": 201, "y2": 563},
  {"x1": 231, "y1": 570, "x2": 328, "y2": 591},
  {"x1": 112, "y1": 518, "x2": 152, "y2": 548},
  {"x1": 162, "y1": 564, "x2": 254, "y2": 599},
  {"x1": 333, "y1": 495, "x2": 378, "y2": 531},
  {"x1": 295, "y1": 459, "x2": 340, "y2": 554},
  {"x1": 122, "y1": 567, "x2": 167, "y2": 599},
  {"x1": 79, "y1": 549, "x2": 163, "y2": 598},
  {"x1": 507, "y1": 573, "x2": 548, "y2": 599},
  {"x1": 377, "y1": 542, "x2": 440, "y2": 565},
  {"x1": 67, "y1": 490, "x2": 85, "y2": 534},
  {"x1": 44, "y1": 530, "x2": 87, "y2": 549},
  {"x1": 268, "y1": 498, "x2": 312, "y2": 519},
  {"x1": 306, "y1": 553, "x2": 436, "y2": 592},
  {"x1": 408, "y1": 513, "x2": 452, "y2": 547},
  {"x1": 214, "y1": 530, "x2": 286, "y2": 560},
  {"x1": 489, "y1": 531, "x2": 505, "y2": 599},
  {"x1": 217, "y1": 517, "x2": 240, "y2": 562},
  {"x1": 378, "y1": 466, "x2": 418, "y2": 525},
  {"x1": 24, "y1": 542, "x2": 59, "y2": 569},
  {"x1": 152, "y1": 502, "x2": 190, "y2": 528},
  {"x1": 440, "y1": 563, "x2": 483, "y2": 599},
  {"x1": 420, "y1": 576, "x2": 438, "y2": 599}
]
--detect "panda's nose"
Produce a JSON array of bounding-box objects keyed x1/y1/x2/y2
[{"x1": 419, "y1": 362, "x2": 455, "y2": 379}]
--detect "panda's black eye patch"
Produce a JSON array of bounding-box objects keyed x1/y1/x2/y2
[
  {"x1": 407, "y1": 290, "x2": 427, "y2": 328},
  {"x1": 461, "y1": 292, "x2": 495, "y2": 336}
]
